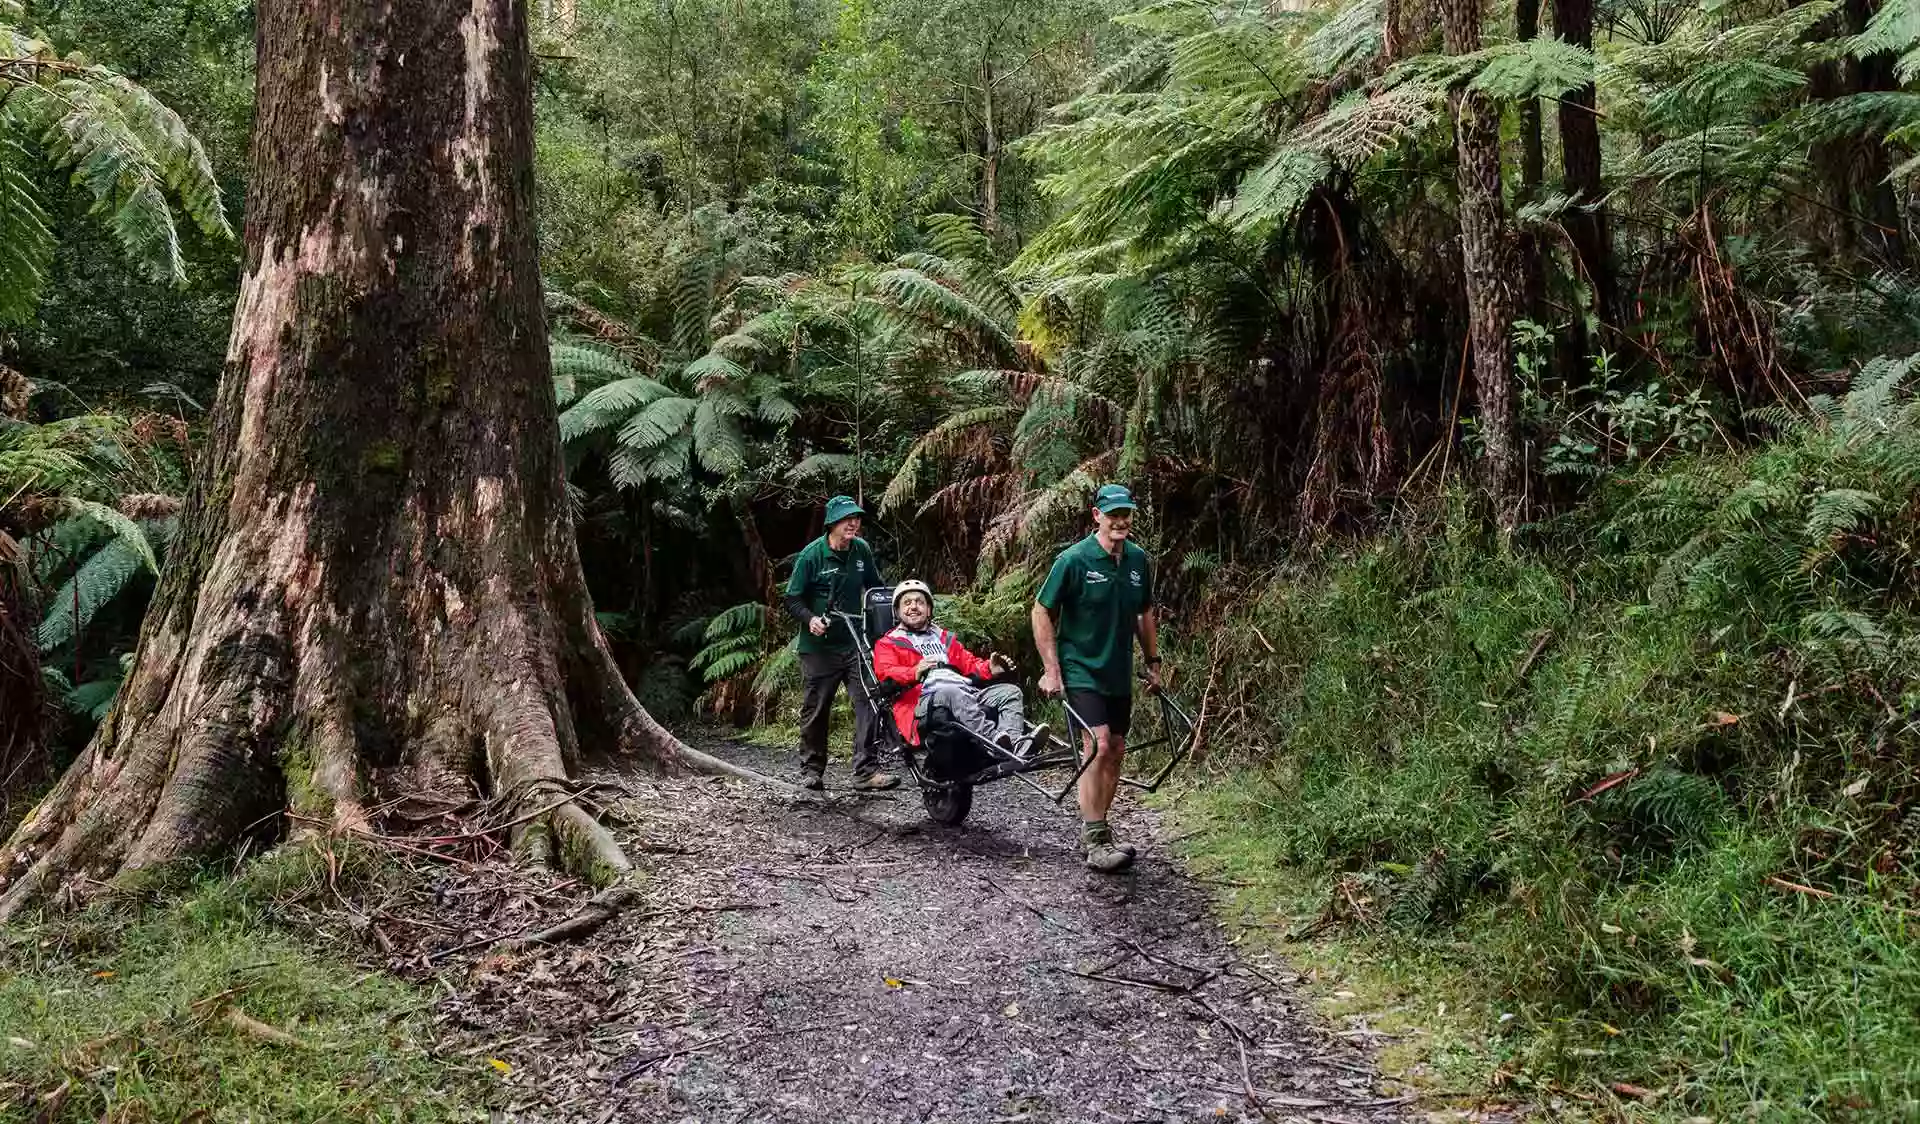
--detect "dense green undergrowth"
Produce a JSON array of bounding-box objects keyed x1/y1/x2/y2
[
  {"x1": 0, "y1": 849, "x2": 488, "y2": 1123},
  {"x1": 1161, "y1": 362, "x2": 1920, "y2": 1120}
]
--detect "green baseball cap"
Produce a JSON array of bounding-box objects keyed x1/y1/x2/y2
[
  {"x1": 824, "y1": 494, "x2": 865, "y2": 526},
  {"x1": 1093, "y1": 483, "x2": 1136, "y2": 513}
]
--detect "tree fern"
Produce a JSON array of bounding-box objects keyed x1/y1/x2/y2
[
  {"x1": 36, "y1": 530, "x2": 150, "y2": 652},
  {"x1": 0, "y1": 22, "x2": 232, "y2": 318},
  {"x1": 0, "y1": 136, "x2": 53, "y2": 325}
]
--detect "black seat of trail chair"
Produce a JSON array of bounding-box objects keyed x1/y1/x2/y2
[
  {"x1": 919, "y1": 701, "x2": 993, "y2": 782},
  {"x1": 864, "y1": 586, "x2": 896, "y2": 646}
]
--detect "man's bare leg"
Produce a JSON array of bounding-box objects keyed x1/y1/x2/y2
[{"x1": 1077, "y1": 726, "x2": 1134, "y2": 871}]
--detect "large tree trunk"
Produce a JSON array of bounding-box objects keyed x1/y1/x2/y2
[
  {"x1": 0, "y1": 0, "x2": 741, "y2": 921},
  {"x1": 1441, "y1": 0, "x2": 1521, "y2": 527},
  {"x1": 1554, "y1": 0, "x2": 1613, "y2": 333}
]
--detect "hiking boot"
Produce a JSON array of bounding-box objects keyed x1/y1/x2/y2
[
  {"x1": 1082, "y1": 821, "x2": 1137, "y2": 873},
  {"x1": 1084, "y1": 839, "x2": 1135, "y2": 874},
  {"x1": 801, "y1": 770, "x2": 824, "y2": 791},
  {"x1": 1018, "y1": 723, "x2": 1050, "y2": 758},
  {"x1": 851, "y1": 771, "x2": 899, "y2": 791}
]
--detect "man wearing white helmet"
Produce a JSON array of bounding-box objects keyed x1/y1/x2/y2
[{"x1": 873, "y1": 580, "x2": 1040, "y2": 758}]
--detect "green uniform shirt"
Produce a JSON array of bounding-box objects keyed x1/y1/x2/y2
[
  {"x1": 786, "y1": 535, "x2": 885, "y2": 653},
  {"x1": 1036, "y1": 533, "x2": 1154, "y2": 695}
]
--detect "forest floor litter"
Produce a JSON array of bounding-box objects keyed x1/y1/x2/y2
[{"x1": 315, "y1": 732, "x2": 1526, "y2": 1123}]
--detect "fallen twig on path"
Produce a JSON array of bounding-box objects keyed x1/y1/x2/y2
[
  {"x1": 1193, "y1": 994, "x2": 1255, "y2": 1044},
  {"x1": 979, "y1": 874, "x2": 1083, "y2": 934},
  {"x1": 1055, "y1": 966, "x2": 1208, "y2": 994},
  {"x1": 1237, "y1": 1037, "x2": 1280, "y2": 1122},
  {"x1": 497, "y1": 882, "x2": 642, "y2": 951}
]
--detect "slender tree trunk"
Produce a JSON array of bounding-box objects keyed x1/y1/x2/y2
[
  {"x1": 0, "y1": 0, "x2": 737, "y2": 921},
  {"x1": 1516, "y1": 0, "x2": 1546, "y2": 329},
  {"x1": 1441, "y1": 0, "x2": 1521, "y2": 527},
  {"x1": 1849, "y1": 0, "x2": 1906, "y2": 264},
  {"x1": 980, "y1": 62, "x2": 1001, "y2": 238},
  {"x1": 1518, "y1": 0, "x2": 1544, "y2": 196},
  {"x1": 1554, "y1": 0, "x2": 1612, "y2": 333}
]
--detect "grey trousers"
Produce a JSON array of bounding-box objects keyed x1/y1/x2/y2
[{"x1": 915, "y1": 679, "x2": 1026, "y2": 745}]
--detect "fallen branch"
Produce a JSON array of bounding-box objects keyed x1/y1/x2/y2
[
  {"x1": 225, "y1": 1007, "x2": 307, "y2": 1048},
  {"x1": 496, "y1": 882, "x2": 642, "y2": 951},
  {"x1": 1237, "y1": 1037, "x2": 1280, "y2": 1122},
  {"x1": 1511, "y1": 628, "x2": 1555, "y2": 686},
  {"x1": 1765, "y1": 875, "x2": 1920, "y2": 919},
  {"x1": 1055, "y1": 966, "x2": 1209, "y2": 994}
]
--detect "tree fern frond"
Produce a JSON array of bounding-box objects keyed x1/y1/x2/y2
[
  {"x1": 616, "y1": 395, "x2": 698, "y2": 452},
  {"x1": 704, "y1": 601, "x2": 768, "y2": 641},
  {"x1": 684, "y1": 350, "x2": 749, "y2": 389},
  {"x1": 879, "y1": 405, "x2": 1022, "y2": 514},
  {"x1": 789, "y1": 452, "x2": 859, "y2": 484},
  {"x1": 36, "y1": 533, "x2": 146, "y2": 651},
  {"x1": 559, "y1": 375, "x2": 674, "y2": 442},
  {"x1": 1470, "y1": 37, "x2": 1596, "y2": 101},
  {"x1": 692, "y1": 398, "x2": 747, "y2": 473},
  {"x1": 0, "y1": 137, "x2": 54, "y2": 324},
  {"x1": 1302, "y1": 0, "x2": 1385, "y2": 79},
  {"x1": 64, "y1": 497, "x2": 157, "y2": 574}
]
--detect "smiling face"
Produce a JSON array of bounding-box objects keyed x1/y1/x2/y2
[
  {"x1": 896, "y1": 591, "x2": 932, "y2": 629},
  {"x1": 1093, "y1": 506, "x2": 1133, "y2": 547},
  {"x1": 828, "y1": 514, "x2": 862, "y2": 548}
]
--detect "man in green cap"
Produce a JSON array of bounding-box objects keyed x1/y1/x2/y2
[
  {"x1": 784, "y1": 495, "x2": 897, "y2": 791},
  {"x1": 1032, "y1": 483, "x2": 1160, "y2": 872}
]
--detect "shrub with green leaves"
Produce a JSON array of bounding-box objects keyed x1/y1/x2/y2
[{"x1": 1172, "y1": 355, "x2": 1920, "y2": 1118}]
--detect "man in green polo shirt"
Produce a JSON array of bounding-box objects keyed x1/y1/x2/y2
[
  {"x1": 784, "y1": 495, "x2": 898, "y2": 791},
  {"x1": 1032, "y1": 483, "x2": 1161, "y2": 873}
]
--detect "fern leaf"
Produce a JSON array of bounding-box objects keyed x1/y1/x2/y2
[
  {"x1": 36, "y1": 533, "x2": 146, "y2": 652},
  {"x1": 615, "y1": 395, "x2": 698, "y2": 451},
  {"x1": 0, "y1": 138, "x2": 54, "y2": 324},
  {"x1": 64, "y1": 498, "x2": 157, "y2": 573}
]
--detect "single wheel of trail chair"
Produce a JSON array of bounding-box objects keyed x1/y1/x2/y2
[{"x1": 921, "y1": 782, "x2": 973, "y2": 826}]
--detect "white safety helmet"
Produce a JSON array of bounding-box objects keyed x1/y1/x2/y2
[{"x1": 892, "y1": 579, "x2": 934, "y2": 613}]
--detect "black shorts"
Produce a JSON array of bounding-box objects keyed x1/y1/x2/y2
[{"x1": 1066, "y1": 690, "x2": 1133, "y2": 738}]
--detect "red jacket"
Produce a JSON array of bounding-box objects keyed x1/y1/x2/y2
[{"x1": 872, "y1": 625, "x2": 995, "y2": 744}]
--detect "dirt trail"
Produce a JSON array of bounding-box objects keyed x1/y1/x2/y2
[{"x1": 423, "y1": 735, "x2": 1432, "y2": 1123}]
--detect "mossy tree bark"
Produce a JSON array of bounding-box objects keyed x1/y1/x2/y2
[
  {"x1": 1441, "y1": 0, "x2": 1521, "y2": 528},
  {"x1": 0, "y1": 0, "x2": 734, "y2": 921}
]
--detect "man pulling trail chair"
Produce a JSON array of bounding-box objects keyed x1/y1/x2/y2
[{"x1": 872, "y1": 581, "x2": 1047, "y2": 776}]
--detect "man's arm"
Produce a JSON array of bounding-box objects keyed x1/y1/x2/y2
[
  {"x1": 1033, "y1": 553, "x2": 1074, "y2": 696},
  {"x1": 862, "y1": 539, "x2": 886, "y2": 589},
  {"x1": 873, "y1": 638, "x2": 919, "y2": 685},
  {"x1": 784, "y1": 546, "x2": 827, "y2": 634},
  {"x1": 948, "y1": 637, "x2": 995, "y2": 680},
  {"x1": 1136, "y1": 606, "x2": 1161, "y2": 692},
  {"x1": 1032, "y1": 602, "x2": 1063, "y2": 695}
]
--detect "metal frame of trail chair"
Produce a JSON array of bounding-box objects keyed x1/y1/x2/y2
[
  {"x1": 1052, "y1": 681, "x2": 1197, "y2": 803},
  {"x1": 830, "y1": 604, "x2": 1098, "y2": 824},
  {"x1": 828, "y1": 589, "x2": 1197, "y2": 824}
]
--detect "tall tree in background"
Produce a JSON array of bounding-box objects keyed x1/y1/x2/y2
[
  {"x1": 0, "y1": 0, "x2": 712, "y2": 920},
  {"x1": 1554, "y1": 0, "x2": 1611, "y2": 332},
  {"x1": 1441, "y1": 0, "x2": 1520, "y2": 525}
]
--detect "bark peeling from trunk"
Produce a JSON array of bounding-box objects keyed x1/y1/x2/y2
[{"x1": 0, "y1": 0, "x2": 753, "y2": 922}]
